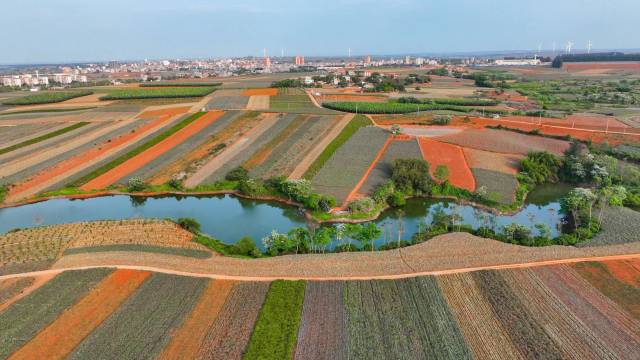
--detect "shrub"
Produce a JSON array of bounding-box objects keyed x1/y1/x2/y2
[
  {"x1": 234, "y1": 237, "x2": 261, "y2": 257},
  {"x1": 348, "y1": 197, "x2": 376, "y2": 213},
  {"x1": 127, "y1": 177, "x2": 146, "y2": 192},
  {"x1": 176, "y1": 217, "x2": 201, "y2": 233},
  {"x1": 238, "y1": 179, "x2": 262, "y2": 196},
  {"x1": 431, "y1": 115, "x2": 452, "y2": 125},
  {"x1": 166, "y1": 178, "x2": 183, "y2": 190},
  {"x1": 225, "y1": 166, "x2": 249, "y2": 181},
  {"x1": 391, "y1": 159, "x2": 433, "y2": 195},
  {"x1": 520, "y1": 152, "x2": 562, "y2": 184},
  {"x1": 387, "y1": 192, "x2": 406, "y2": 207}
]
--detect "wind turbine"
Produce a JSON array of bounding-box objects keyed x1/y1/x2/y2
[
  {"x1": 565, "y1": 41, "x2": 574, "y2": 54},
  {"x1": 536, "y1": 43, "x2": 542, "y2": 60},
  {"x1": 552, "y1": 41, "x2": 557, "y2": 56},
  {"x1": 587, "y1": 40, "x2": 593, "y2": 54}
]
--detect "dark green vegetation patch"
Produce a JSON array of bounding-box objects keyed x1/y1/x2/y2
[
  {"x1": 2, "y1": 91, "x2": 93, "y2": 105},
  {"x1": 100, "y1": 87, "x2": 215, "y2": 100},
  {"x1": 243, "y1": 281, "x2": 306, "y2": 360}
]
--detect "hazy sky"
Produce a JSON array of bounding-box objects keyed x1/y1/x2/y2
[{"x1": 2, "y1": 0, "x2": 639, "y2": 64}]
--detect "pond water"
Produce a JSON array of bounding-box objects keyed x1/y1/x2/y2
[{"x1": 0, "y1": 192, "x2": 565, "y2": 250}]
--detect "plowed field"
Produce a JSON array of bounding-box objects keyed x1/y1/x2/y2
[{"x1": 418, "y1": 138, "x2": 475, "y2": 191}]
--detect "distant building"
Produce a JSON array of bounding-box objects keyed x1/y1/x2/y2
[
  {"x1": 295, "y1": 56, "x2": 305, "y2": 65},
  {"x1": 364, "y1": 55, "x2": 371, "y2": 65},
  {"x1": 494, "y1": 59, "x2": 541, "y2": 66},
  {"x1": 264, "y1": 56, "x2": 271, "y2": 69},
  {"x1": 415, "y1": 57, "x2": 425, "y2": 66},
  {"x1": 404, "y1": 56, "x2": 412, "y2": 65},
  {"x1": 304, "y1": 76, "x2": 313, "y2": 85}
]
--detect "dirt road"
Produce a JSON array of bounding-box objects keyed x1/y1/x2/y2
[{"x1": 1, "y1": 232, "x2": 638, "y2": 281}]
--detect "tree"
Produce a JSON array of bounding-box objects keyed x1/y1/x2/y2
[
  {"x1": 560, "y1": 188, "x2": 597, "y2": 231},
  {"x1": 312, "y1": 227, "x2": 334, "y2": 253},
  {"x1": 353, "y1": 223, "x2": 382, "y2": 251},
  {"x1": 262, "y1": 230, "x2": 294, "y2": 256},
  {"x1": 127, "y1": 177, "x2": 146, "y2": 192},
  {"x1": 434, "y1": 165, "x2": 450, "y2": 183},
  {"x1": 287, "y1": 227, "x2": 310, "y2": 254},
  {"x1": 391, "y1": 159, "x2": 432, "y2": 194}
]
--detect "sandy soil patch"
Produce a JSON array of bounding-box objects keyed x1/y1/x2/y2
[
  {"x1": 246, "y1": 95, "x2": 270, "y2": 110},
  {"x1": 463, "y1": 148, "x2": 523, "y2": 175},
  {"x1": 397, "y1": 126, "x2": 463, "y2": 137}
]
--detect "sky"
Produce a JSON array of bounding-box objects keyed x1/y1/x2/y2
[{"x1": 2, "y1": 0, "x2": 640, "y2": 64}]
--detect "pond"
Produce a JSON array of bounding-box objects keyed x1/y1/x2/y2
[{"x1": 0, "y1": 193, "x2": 565, "y2": 250}]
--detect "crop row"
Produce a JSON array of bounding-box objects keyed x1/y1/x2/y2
[
  {"x1": 311, "y1": 126, "x2": 389, "y2": 203},
  {"x1": 303, "y1": 114, "x2": 371, "y2": 180},
  {"x1": 2, "y1": 91, "x2": 93, "y2": 105},
  {"x1": 2, "y1": 263, "x2": 638, "y2": 359},
  {"x1": 0, "y1": 122, "x2": 89, "y2": 156},
  {"x1": 71, "y1": 112, "x2": 206, "y2": 187},
  {"x1": 323, "y1": 101, "x2": 507, "y2": 115},
  {"x1": 99, "y1": 87, "x2": 215, "y2": 100},
  {"x1": 0, "y1": 268, "x2": 112, "y2": 358}
]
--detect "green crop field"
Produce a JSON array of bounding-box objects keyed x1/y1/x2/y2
[
  {"x1": 2, "y1": 91, "x2": 93, "y2": 105},
  {"x1": 323, "y1": 101, "x2": 507, "y2": 115},
  {"x1": 99, "y1": 87, "x2": 215, "y2": 100}
]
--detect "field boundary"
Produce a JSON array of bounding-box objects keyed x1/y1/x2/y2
[{"x1": 2, "y1": 253, "x2": 639, "y2": 282}]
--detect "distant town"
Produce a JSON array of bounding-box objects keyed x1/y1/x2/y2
[{"x1": 1, "y1": 52, "x2": 555, "y2": 91}]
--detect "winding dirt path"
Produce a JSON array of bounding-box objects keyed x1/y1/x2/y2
[
  {"x1": 1, "y1": 253, "x2": 638, "y2": 282},
  {"x1": 1, "y1": 233, "x2": 638, "y2": 281}
]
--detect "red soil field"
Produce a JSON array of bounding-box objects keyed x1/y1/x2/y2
[
  {"x1": 602, "y1": 260, "x2": 640, "y2": 288},
  {"x1": 8, "y1": 114, "x2": 179, "y2": 201},
  {"x1": 241, "y1": 88, "x2": 279, "y2": 96},
  {"x1": 450, "y1": 116, "x2": 640, "y2": 145},
  {"x1": 345, "y1": 136, "x2": 393, "y2": 204},
  {"x1": 8, "y1": 269, "x2": 150, "y2": 360},
  {"x1": 418, "y1": 138, "x2": 475, "y2": 191},
  {"x1": 81, "y1": 111, "x2": 224, "y2": 190},
  {"x1": 564, "y1": 62, "x2": 640, "y2": 71},
  {"x1": 501, "y1": 114, "x2": 631, "y2": 132},
  {"x1": 158, "y1": 280, "x2": 236, "y2": 359}
]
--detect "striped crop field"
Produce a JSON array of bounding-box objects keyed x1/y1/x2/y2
[{"x1": 0, "y1": 259, "x2": 638, "y2": 359}]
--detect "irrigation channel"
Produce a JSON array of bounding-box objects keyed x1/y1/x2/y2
[{"x1": 0, "y1": 185, "x2": 569, "y2": 251}]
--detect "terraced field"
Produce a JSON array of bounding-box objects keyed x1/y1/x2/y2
[{"x1": 0, "y1": 260, "x2": 638, "y2": 359}]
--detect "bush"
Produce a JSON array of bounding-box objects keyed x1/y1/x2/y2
[
  {"x1": 387, "y1": 192, "x2": 406, "y2": 207},
  {"x1": 431, "y1": 115, "x2": 452, "y2": 125},
  {"x1": 166, "y1": 178, "x2": 183, "y2": 190},
  {"x1": 177, "y1": 217, "x2": 201, "y2": 233},
  {"x1": 520, "y1": 151, "x2": 562, "y2": 185},
  {"x1": 238, "y1": 179, "x2": 262, "y2": 196},
  {"x1": 225, "y1": 166, "x2": 249, "y2": 181},
  {"x1": 348, "y1": 197, "x2": 376, "y2": 213},
  {"x1": 391, "y1": 159, "x2": 433, "y2": 195},
  {"x1": 127, "y1": 177, "x2": 146, "y2": 192},
  {"x1": 234, "y1": 236, "x2": 261, "y2": 257}
]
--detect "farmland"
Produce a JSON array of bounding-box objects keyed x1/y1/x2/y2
[
  {"x1": 99, "y1": 87, "x2": 215, "y2": 100},
  {"x1": 0, "y1": 259, "x2": 637, "y2": 358},
  {"x1": 311, "y1": 126, "x2": 389, "y2": 203},
  {"x1": 2, "y1": 91, "x2": 93, "y2": 105},
  {"x1": 418, "y1": 138, "x2": 476, "y2": 191}
]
